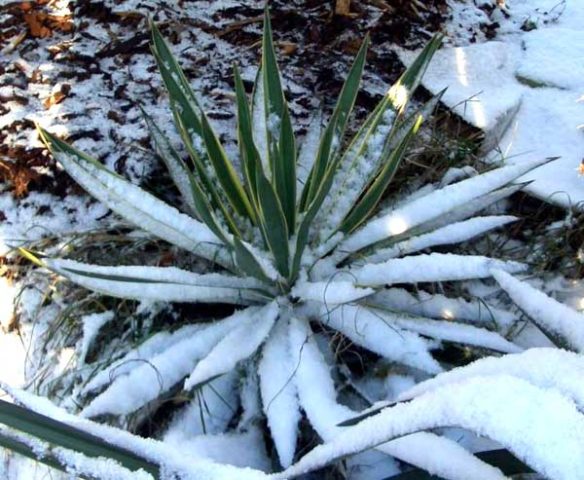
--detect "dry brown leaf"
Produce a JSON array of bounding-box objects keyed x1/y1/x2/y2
[
  {"x1": 0, "y1": 159, "x2": 39, "y2": 198},
  {"x1": 43, "y1": 90, "x2": 66, "y2": 109},
  {"x1": 279, "y1": 41, "x2": 298, "y2": 56},
  {"x1": 20, "y1": 2, "x2": 73, "y2": 38},
  {"x1": 335, "y1": 0, "x2": 352, "y2": 16}
]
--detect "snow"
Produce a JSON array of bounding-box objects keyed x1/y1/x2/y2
[
  {"x1": 337, "y1": 157, "x2": 549, "y2": 257},
  {"x1": 516, "y1": 28, "x2": 584, "y2": 90},
  {"x1": 352, "y1": 253, "x2": 526, "y2": 287},
  {"x1": 284, "y1": 317, "x2": 510, "y2": 480},
  {"x1": 281, "y1": 375, "x2": 584, "y2": 480},
  {"x1": 314, "y1": 303, "x2": 441, "y2": 373},
  {"x1": 79, "y1": 311, "x2": 115, "y2": 363},
  {"x1": 398, "y1": 41, "x2": 524, "y2": 149},
  {"x1": 400, "y1": 348, "x2": 584, "y2": 409},
  {"x1": 81, "y1": 309, "x2": 254, "y2": 417},
  {"x1": 368, "y1": 288, "x2": 517, "y2": 329},
  {"x1": 47, "y1": 258, "x2": 265, "y2": 305},
  {"x1": 257, "y1": 318, "x2": 300, "y2": 468},
  {"x1": 410, "y1": 1, "x2": 584, "y2": 209},
  {"x1": 164, "y1": 429, "x2": 270, "y2": 472},
  {"x1": 487, "y1": 87, "x2": 584, "y2": 209},
  {"x1": 291, "y1": 280, "x2": 374, "y2": 305},
  {"x1": 492, "y1": 269, "x2": 584, "y2": 352},
  {"x1": 184, "y1": 302, "x2": 278, "y2": 390},
  {"x1": 164, "y1": 372, "x2": 239, "y2": 439}
]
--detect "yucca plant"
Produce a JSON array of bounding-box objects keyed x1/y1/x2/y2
[{"x1": 9, "y1": 6, "x2": 557, "y2": 479}]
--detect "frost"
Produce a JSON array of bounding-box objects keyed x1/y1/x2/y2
[{"x1": 267, "y1": 113, "x2": 281, "y2": 138}]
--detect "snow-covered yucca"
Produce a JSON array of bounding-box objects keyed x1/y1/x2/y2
[{"x1": 12, "y1": 8, "x2": 572, "y2": 480}]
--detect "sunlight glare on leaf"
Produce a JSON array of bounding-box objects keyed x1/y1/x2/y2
[{"x1": 386, "y1": 216, "x2": 409, "y2": 236}]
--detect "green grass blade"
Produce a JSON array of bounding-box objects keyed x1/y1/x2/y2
[
  {"x1": 255, "y1": 164, "x2": 290, "y2": 278},
  {"x1": 301, "y1": 35, "x2": 369, "y2": 209},
  {"x1": 261, "y1": 8, "x2": 297, "y2": 233},
  {"x1": 0, "y1": 399, "x2": 159, "y2": 476},
  {"x1": 340, "y1": 114, "x2": 423, "y2": 233}
]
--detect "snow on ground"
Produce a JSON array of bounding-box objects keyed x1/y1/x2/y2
[{"x1": 402, "y1": 0, "x2": 584, "y2": 210}]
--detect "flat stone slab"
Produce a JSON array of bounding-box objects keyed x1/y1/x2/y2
[
  {"x1": 517, "y1": 28, "x2": 584, "y2": 90},
  {"x1": 400, "y1": 19, "x2": 584, "y2": 210},
  {"x1": 398, "y1": 41, "x2": 524, "y2": 153},
  {"x1": 488, "y1": 87, "x2": 584, "y2": 209}
]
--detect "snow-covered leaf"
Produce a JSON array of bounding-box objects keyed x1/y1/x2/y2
[
  {"x1": 291, "y1": 280, "x2": 373, "y2": 305},
  {"x1": 371, "y1": 310, "x2": 521, "y2": 353},
  {"x1": 184, "y1": 302, "x2": 279, "y2": 390},
  {"x1": 258, "y1": 318, "x2": 300, "y2": 468},
  {"x1": 47, "y1": 258, "x2": 268, "y2": 305},
  {"x1": 400, "y1": 348, "x2": 584, "y2": 408},
  {"x1": 352, "y1": 253, "x2": 525, "y2": 287},
  {"x1": 38, "y1": 128, "x2": 232, "y2": 269},
  {"x1": 493, "y1": 269, "x2": 584, "y2": 352},
  {"x1": 316, "y1": 303, "x2": 441, "y2": 373},
  {"x1": 296, "y1": 110, "x2": 322, "y2": 196},
  {"x1": 367, "y1": 288, "x2": 516, "y2": 329},
  {"x1": 338, "y1": 157, "x2": 553, "y2": 257},
  {"x1": 81, "y1": 309, "x2": 254, "y2": 417},
  {"x1": 140, "y1": 106, "x2": 197, "y2": 216},
  {"x1": 82, "y1": 324, "x2": 202, "y2": 395},
  {"x1": 363, "y1": 215, "x2": 517, "y2": 263},
  {"x1": 282, "y1": 375, "x2": 584, "y2": 480}
]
